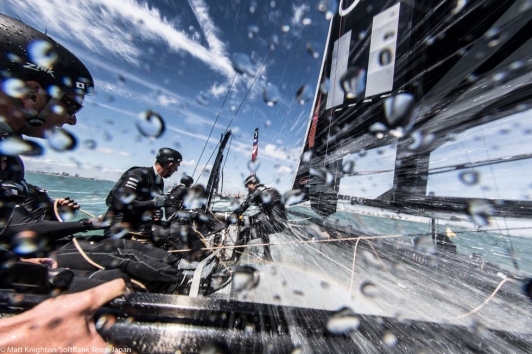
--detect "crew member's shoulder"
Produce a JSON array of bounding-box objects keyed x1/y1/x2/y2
[{"x1": 124, "y1": 166, "x2": 152, "y2": 177}]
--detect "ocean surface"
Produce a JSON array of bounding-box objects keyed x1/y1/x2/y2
[{"x1": 25, "y1": 172, "x2": 532, "y2": 276}]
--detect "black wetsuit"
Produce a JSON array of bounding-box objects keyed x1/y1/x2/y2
[
  {"x1": 0, "y1": 134, "x2": 94, "y2": 243},
  {"x1": 232, "y1": 184, "x2": 287, "y2": 262},
  {"x1": 105, "y1": 166, "x2": 164, "y2": 238},
  {"x1": 165, "y1": 183, "x2": 189, "y2": 218}
]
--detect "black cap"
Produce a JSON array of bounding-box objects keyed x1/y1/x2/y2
[
  {"x1": 0, "y1": 14, "x2": 94, "y2": 96},
  {"x1": 245, "y1": 175, "x2": 260, "y2": 186},
  {"x1": 156, "y1": 148, "x2": 182, "y2": 164},
  {"x1": 180, "y1": 175, "x2": 193, "y2": 187}
]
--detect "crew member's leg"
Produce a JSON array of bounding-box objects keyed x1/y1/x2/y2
[{"x1": 231, "y1": 228, "x2": 250, "y2": 261}]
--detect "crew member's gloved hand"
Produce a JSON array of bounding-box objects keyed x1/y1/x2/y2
[
  {"x1": 227, "y1": 208, "x2": 243, "y2": 224},
  {"x1": 153, "y1": 194, "x2": 171, "y2": 207},
  {"x1": 79, "y1": 217, "x2": 108, "y2": 231},
  {"x1": 57, "y1": 197, "x2": 80, "y2": 211}
]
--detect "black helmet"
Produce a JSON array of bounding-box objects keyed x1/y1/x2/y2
[
  {"x1": 245, "y1": 175, "x2": 260, "y2": 186},
  {"x1": 156, "y1": 148, "x2": 182, "y2": 164},
  {"x1": 0, "y1": 14, "x2": 94, "y2": 126},
  {"x1": 180, "y1": 175, "x2": 193, "y2": 187}
]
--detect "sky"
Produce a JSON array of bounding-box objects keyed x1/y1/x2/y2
[{"x1": 0, "y1": 0, "x2": 331, "y2": 194}]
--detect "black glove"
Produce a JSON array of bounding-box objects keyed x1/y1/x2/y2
[
  {"x1": 79, "y1": 217, "x2": 107, "y2": 231},
  {"x1": 211, "y1": 222, "x2": 228, "y2": 233},
  {"x1": 153, "y1": 194, "x2": 171, "y2": 207}
]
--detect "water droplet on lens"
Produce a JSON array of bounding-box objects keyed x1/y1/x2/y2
[
  {"x1": 268, "y1": 34, "x2": 279, "y2": 50},
  {"x1": 485, "y1": 28, "x2": 502, "y2": 47},
  {"x1": 232, "y1": 265, "x2": 260, "y2": 292},
  {"x1": 199, "y1": 341, "x2": 230, "y2": 354},
  {"x1": 83, "y1": 139, "x2": 97, "y2": 150},
  {"x1": 326, "y1": 307, "x2": 360, "y2": 334},
  {"x1": 195, "y1": 93, "x2": 209, "y2": 107},
  {"x1": 459, "y1": 171, "x2": 479, "y2": 186},
  {"x1": 117, "y1": 187, "x2": 137, "y2": 205},
  {"x1": 305, "y1": 225, "x2": 328, "y2": 240},
  {"x1": 412, "y1": 237, "x2": 436, "y2": 254},
  {"x1": 379, "y1": 48, "x2": 393, "y2": 66},
  {"x1": 12, "y1": 231, "x2": 45, "y2": 256},
  {"x1": 283, "y1": 189, "x2": 306, "y2": 207},
  {"x1": 2, "y1": 78, "x2": 28, "y2": 98},
  {"x1": 45, "y1": 128, "x2": 77, "y2": 151},
  {"x1": 296, "y1": 84, "x2": 313, "y2": 104},
  {"x1": 408, "y1": 131, "x2": 435, "y2": 151},
  {"x1": 247, "y1": 159, "x2": 260, "y2": 173},
  {"x1": 522, "y1": 278, "x2": 532, "y2": 300},
  {"x1": 306, "y1": 42, "x2": 320, "y2": 59},
  {"x1": 342, "y1": 160, "x2": 355, "y2": 175},
  {"x1": 320, "y1": 77, "x2": 330, "y2": 94},
  {"x1": 231, "y1": 53, "x2": 257, "y2": 77},
  {"x1": 451, "y1": 0, "x2": 468, "y2": 14},
  {"x1": 471, "y1": 320, "x2": 491, "y2": 339},
  {"x1": 340, "y1": 67, "x2": 366, "y2": 99},
  {"x1": 95, "y1": 314, "x2": 117, "y2": 331},
  {"x1": 383, "y1": 93, "x2": 416, "y2": 137},
  {"x1": 0, "y1": 136, "x2": 43, "y2": 156},
  {"x1": 360, "y1": 281, "x2": 379, "y2": 297},
  {"x1": 310, "y1": 167, "x2": 334, "y2": 184},
  {"x1": 249, "y1": 1, "x2": 258, "y2": 13},
  {"x1": 263, "y1": 84, "x2": 280, "y2": 106},
  {"x1": 136, "y1": 110, "x2": 165, "y2": 138},
  {"x1": 362, "y1": 250, "x2": 383, "y2": 269},
  {"x1": 392, "y1": 263, "x2": 406, "y2": 277},
  {"x1": 467, "y1": 200, "x2": 493, "y2": 226},
  {"x1": 248, "y1": 25, "x2": 259, "y2": 38},
  {"x1": 383, "y1": 331, "x2": 398, "y2": 347},
  {"x1": 28, "y1": 40, "x2": 58, "y2": 68}
]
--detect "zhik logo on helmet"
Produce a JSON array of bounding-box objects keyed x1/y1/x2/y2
[{"x1": 23, "y1": 62, "x2": 55, "y2": 78}]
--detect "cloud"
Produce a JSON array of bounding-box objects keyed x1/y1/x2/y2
[
  {"x1": 118, "y1": 151, "x2": 130, "y2": 156},
  {"x1": 276, "y1": 165, "x2": 293, "y2": 173},
  {"x1": 181, "y1": 159, "x2": 196, "y2": 167},
  {"x1": 97, "y1": 147, "x2": 115, "y2": 154},
  {"x1": 3, "y1": 0, "x2": 235, "y2": 78}
]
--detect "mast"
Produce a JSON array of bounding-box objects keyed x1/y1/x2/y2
[{"x1": 206, "y1": 130, "x2": 232, "y2": 208}]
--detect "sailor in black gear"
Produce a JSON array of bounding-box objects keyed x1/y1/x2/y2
[
  {"x1": 229, "y1": 175, "x2": 287, "y2": 262},
  {"x1": 0, "y1": 14, "x2": 94, "y2": 138},
  {"x1": 0, "y1": 13, "x2": 95, "y2": 236},
  {"x1": 165, "y1": 175, "x2": 194, "y2": 219},
  {"x1": 105, "y1": 148, "x2": 182, "y2": 239}
]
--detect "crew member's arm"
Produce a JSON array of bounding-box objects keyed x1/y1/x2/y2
[
  {"x1": 231, "y1": 191, "x2": 258, "y2": 219},
  {"x1": 3, "y1": 207, "x2": 102, "y2": 241},
  {"x1": 0, "y1": 279, "x2": 127, "y2": 352}
]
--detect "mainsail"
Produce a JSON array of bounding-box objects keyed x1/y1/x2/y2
[{"x1": 292, "y1": 0, "x2": 532, "y2": 222}]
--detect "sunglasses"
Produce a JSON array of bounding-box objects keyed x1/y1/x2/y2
[{"x1": 60, "y1": 95, "x2": 84, "y2": 116}]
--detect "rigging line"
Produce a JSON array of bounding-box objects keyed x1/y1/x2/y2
[
  {"x1": 453, "y1": 276, "x2": 513, "y2": 319},
  {"x1": 168, "y1": 233, "x2": 403, "y2": 252},
  {"x1": 347, "y1": 238, "x2": 362, "y2": 305},
  {"x1": 192, "y1": 72, "x2": 238, "y2": 179},
  {"x1": 191, "y1": 2, "x2": 264, "y2": 180},
  {"x1": 478, "y1": 126, "x2": 519, "y2": 271},
  {"x1": 195, "y1": 49, "x2": 275, "y2": 179}
]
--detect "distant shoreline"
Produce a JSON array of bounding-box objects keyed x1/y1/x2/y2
[{"x1": 26, "y1": 170, "x2": 113, "y2": 182}]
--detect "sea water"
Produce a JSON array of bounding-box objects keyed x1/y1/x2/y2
[{"x1": 25, "y1": 172, "x2": 531, "y2": 275}]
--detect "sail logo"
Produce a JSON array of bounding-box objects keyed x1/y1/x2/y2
[{"x1": 339, "y1": 0, "x2": 361, "y2": 17}]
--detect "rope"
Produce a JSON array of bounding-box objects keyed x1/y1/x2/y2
[
  {"x1": 71, "y1": 238, "x2": 147, "y2": 291},
  {"x1": 453, "y1": 277, "x2": 512, "y2": 319},
  {"x1": 53, "y1": 199, "x2": 96, "y2": 221}
]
